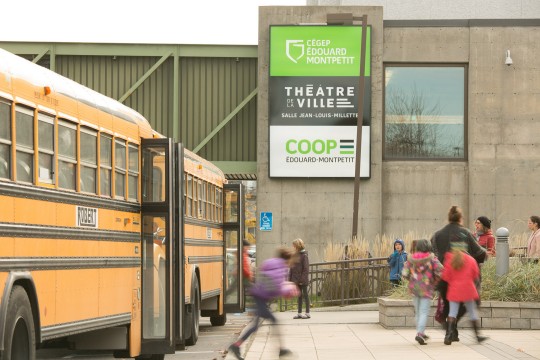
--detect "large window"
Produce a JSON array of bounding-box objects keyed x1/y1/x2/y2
[{"x1": 384, "y1": 65, "x2": 466, "y2": 160}]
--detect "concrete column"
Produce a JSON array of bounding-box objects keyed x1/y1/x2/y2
[{"x1": 495, "y1": 227, "x2": 509, "y2": 276}]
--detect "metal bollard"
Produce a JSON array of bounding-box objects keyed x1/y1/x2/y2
[{"x1": 495, "y1": 227, "x2": 509, "y2": 276}]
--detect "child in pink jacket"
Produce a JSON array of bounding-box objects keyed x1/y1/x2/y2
[
  {"x1": 402, "y1": 239, "x2": 443, "y2": 345},
  {"x1": 441, "y1": 242, "x2": 487, "y2": 345}
]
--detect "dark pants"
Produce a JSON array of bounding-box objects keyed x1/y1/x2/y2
[
  {"x1": 297, "y1": 284, "x2": 310, "y2": 314},
  {"x1": 239, "y1": 296, "x2": 276, "y2": 343}
]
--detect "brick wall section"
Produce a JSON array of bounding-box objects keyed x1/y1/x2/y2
[{"x1": 378, "y1": 298, "x2": 540, "y2": 330}]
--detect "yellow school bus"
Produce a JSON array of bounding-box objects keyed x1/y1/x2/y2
[{"x1": 0, "y1": 48, "x2": 245, "y2": 359}]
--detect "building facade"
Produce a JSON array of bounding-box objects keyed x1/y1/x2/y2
[{"x1": 257, "y1": 5, "x2": 540, "y2": 262}]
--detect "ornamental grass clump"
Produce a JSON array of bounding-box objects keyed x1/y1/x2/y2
[
  {"x1": 481, "y1": 259, "x2": 540, "y2": 302},
  {"x1": 388, "y1": 258, "x2": 540, "y2": 302},
  {"x1": 321, "y1": 233, "x2": 429, "y2": 303}
]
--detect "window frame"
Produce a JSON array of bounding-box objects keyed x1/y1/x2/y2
[
  {"x1": 0, "y1": 99, "x2": 12, "y2": 180},
  {"x1": 15, "y1": 105, "x2": 35, "y2": 184},
  {"x1": 127, "y1": 143, "x2": 139, "y2": 202},
  {"x1": 99, "y1": 133, "x2": 113, "y2": 197},
  {"x1": 37, "y1": 112, "x2": 55, "y2": 185},
  {"x1": 57, "y1": 119, "x2": 78, "y2": 191},
  {"x1": 114, "y1": 138, "x2": 127, "y2": 200},
  {"x1": 383, "y1": 63, "x2": 468, "y2": 161},
  {"x1": 80, "y1": 127, "x2": 98, "y2": 194}
]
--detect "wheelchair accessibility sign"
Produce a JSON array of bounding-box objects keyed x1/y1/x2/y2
[{"x1": 260, "y1": 212, "x2": 273, "y2": 231}]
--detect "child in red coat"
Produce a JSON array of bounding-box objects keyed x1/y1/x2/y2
[{"x1": 441, "y1": 242, "x2": 487, "y2": 345}]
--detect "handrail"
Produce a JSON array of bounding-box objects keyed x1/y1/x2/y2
[{"x1": 279, "y1": 257, "x2": 391, "y2": 311}]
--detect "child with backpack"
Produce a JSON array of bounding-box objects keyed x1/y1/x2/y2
[
  {"x1": 228, "y1": 247, "x2": 298, "y2": 360},
  {"x1": 402, "y1": 239, "x2": 443, "y2": 345}
]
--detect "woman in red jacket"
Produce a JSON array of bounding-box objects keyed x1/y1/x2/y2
[
  {"x1": 475, "y1": 216, "x2": 496, "y2": 256},
  {"x1": 441, "y1": 242, "x2": 487, "y2": 345}
]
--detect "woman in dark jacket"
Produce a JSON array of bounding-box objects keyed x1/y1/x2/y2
[
  {"x1": 431, "y1": 205, "x2": 486, "y2": 342},
  {"x1": 290, "y1": 238, "x2": 310, "y2": 319}
]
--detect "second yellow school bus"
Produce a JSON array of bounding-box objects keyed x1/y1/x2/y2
[{"x1": 0, "y1": 48, "x2": 245, "y2": 359}]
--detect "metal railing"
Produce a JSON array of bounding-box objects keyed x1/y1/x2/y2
[{"x1": 279, "y1": 257, "x2": 391, "y2": 311}]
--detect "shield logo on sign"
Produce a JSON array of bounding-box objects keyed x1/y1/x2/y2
[{"x1": 286, "y1": 40, "x2": 304, "y2": 63}]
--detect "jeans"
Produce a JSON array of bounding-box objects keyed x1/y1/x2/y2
[
  {"x1": 297, "y1": 284, "x2": 310, "y2": 314},
  {"x1": 449, "y1": 300, "x2": 479, "y2": 321},
  {"x1": 412, "y1": 296, "x2": 431, "y2": 335}
]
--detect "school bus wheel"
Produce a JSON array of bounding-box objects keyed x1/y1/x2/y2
[{"x1": 3, "y1": 285, "x2": 36, "y2": 360}]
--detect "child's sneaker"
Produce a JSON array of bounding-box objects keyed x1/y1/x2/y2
[
  {"x1": 415, "y1": 333, "x2": 427, "y2": 345},
  {"x1": 293, "y1": 313, "x2": 303, "y2": 319},
  {"x1": 301, "y1": 313, "x2": 311, "y2": 319},
  {"x1": 228, "y1": 344, "x2": 244, "y2": 360}
]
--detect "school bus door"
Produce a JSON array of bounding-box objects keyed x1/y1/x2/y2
[
  {"x1": 223, "y1": 183, "x2": 245, "y2": 313},
  {"x1": 140, "y1": 138, "x2": 183, "y2": 356}
]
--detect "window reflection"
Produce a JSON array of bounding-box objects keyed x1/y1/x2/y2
[{"x1": 384, "y1": 66, "x2": 466, "y2": 159}]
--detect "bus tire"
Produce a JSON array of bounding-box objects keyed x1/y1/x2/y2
[
  {"x1": 2, "y1": 285, "x2": 36, "y2": 360},
  {"x1": 210, "y1": 313, "x2": 227, "y2": 326},
  {"x1": 185, "y1": 280, "x2": 200, "y2": 346}
]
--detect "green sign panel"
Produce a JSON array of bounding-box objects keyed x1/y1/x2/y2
[{"x1": 270, "y1": 25, "x2": 371, "y2": 77}]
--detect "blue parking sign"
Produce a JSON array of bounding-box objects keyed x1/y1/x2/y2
[{"x1": 260, "y1": 212, "x2": 273, "y2": 231}]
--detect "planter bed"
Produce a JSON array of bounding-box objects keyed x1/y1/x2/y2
[{"x1": 378, "y1": 297, "x2": 540, "y2": 330}]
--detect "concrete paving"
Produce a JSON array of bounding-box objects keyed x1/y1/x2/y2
[{"x1": 225, "y1": 304, "x2": 540, "y2": 360}]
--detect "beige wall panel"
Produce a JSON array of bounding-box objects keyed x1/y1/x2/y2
[
  {"x1": 384, "y1": 27, "x2": 469, "y2": 62},
  {"x1": 469, "y1": 25, "x2": 540, "y2": 235}
]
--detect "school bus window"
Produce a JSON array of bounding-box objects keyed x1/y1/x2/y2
[
  {"x1": 58, "y1": 120, "x2": 77, "y2": 190},
  {"x1": 0, "y1": 100, "x2": 11, "y2": 179},
  {"x1": 207, "y1": 183, "x2": 212, "y2": 221},
  {"x1": 216, "y1": 188, "x2": 222, "y2": 223},
  {"x1": 100, "y1": 134, "x2": 112, "y2": 196},
  {"x1": 115, "y1": 139, "x2": 126, "y2": 199},
  {"x1": 128, "y1": 143, "x2": 139, "y2": 201},
  {"x1": 38, "y1": 113, "x2": 54, "y2": 184},
  {"x1": 209, "y1": 183, "x2": 215, "y2": 222},
  {"x1": 80, "y1": 128, "x2": 97, "y2": 194},
  {"x1": 187, "y1": 174, "x2": 192, "y2": 217},
  {"x1": 202, "y1": 181, "x2": 207, "y2": 219},
  {"x1": 193, "y1": 177, "x2": 198, "y2": 218},
  {"x1": 207, "y1": 183, "x2": 213, "y2": 222},
  {"x1": 150, "y1": 167, "x2": 163, "y2": 201},
  {"x1": 15, "y1": 106, "x2": 34, "y2": 183},
  {"x1": 198, "y1": 180, "x2": 203, "y2": 218}
]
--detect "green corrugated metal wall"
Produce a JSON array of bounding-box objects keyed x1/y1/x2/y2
[
  {"x1": 0, "y1": 43, "x2": 258, "y2": 175},
  {"x1": 180, "y1": 57, "x2": 257, "y2": 161}
]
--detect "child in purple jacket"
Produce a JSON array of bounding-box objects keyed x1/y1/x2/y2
[
  {"x1": 228, "y1": 247, "x2": 297, "y2": 360},
  {"x1": 402, "y1": 239, "x2": 443, "y2": 345}
]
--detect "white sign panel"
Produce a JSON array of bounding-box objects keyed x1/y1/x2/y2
[{"x1": 269, "y1": 126, "x2": 370, "y2": 177}]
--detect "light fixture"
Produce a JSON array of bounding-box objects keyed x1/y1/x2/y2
[{"x1": 505, "y1": 50, "x2": 513, "y2": 66}]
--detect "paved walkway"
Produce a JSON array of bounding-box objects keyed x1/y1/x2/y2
[{"x1": 226, "y1": 304, "x2": 540, "y2": 360}]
